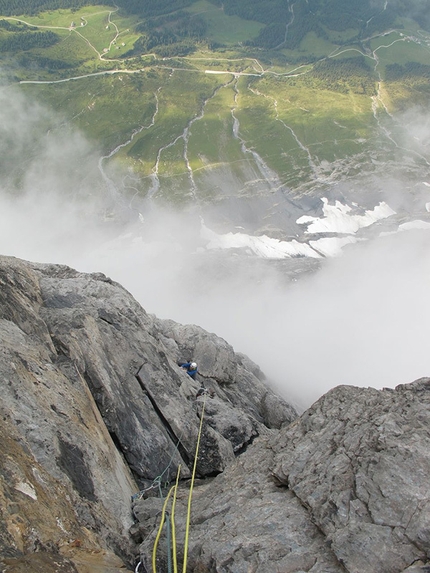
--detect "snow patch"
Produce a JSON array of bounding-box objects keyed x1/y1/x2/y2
[
  {"x1": 379, "y1": 219, "x2": 430, "y2": 237},
  {"x1": 399, "y1": 220, "x2": 430, "y2": 231},
  {"x1": 199, "y1": 198, "x2": 398, "y2": 261},
  {"x1": 310, "y1": 236, "x2": 358, "y2": 257},
  {"x1": 200, "y1": 223, "x2": 322, "y2": 259},
  {"x1": 297, "y1": 198, "x2": 396, "y2": 234}
]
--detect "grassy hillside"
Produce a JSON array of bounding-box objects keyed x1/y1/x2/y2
[{"x1": 1, "y1": 0, "x2": 430, "y2": 205}]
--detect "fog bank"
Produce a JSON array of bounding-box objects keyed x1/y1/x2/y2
[{"x1": 1, "y1": 86, "x2": 430, "y2": 409}]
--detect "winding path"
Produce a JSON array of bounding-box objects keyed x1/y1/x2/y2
[{"x1": 12, "y1": 9, "x2": 430, "y2": 195}]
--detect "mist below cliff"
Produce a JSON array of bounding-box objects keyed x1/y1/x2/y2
[
  {"x1": 1, "y1": 85, "x2": 430, "y2": 409},
  {"x1": 2, "y1": 193, "x2": 430, "y2": 409}
]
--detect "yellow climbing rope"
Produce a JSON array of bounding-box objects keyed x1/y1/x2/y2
[
  {"x1": 151, "y1": 395, "x2": 207, "y2": 573},
  {"x1": 152, "y1": 485, "x2": 175, "y2": 573},
  {"x1": 182, "y1": 396, "x2": 206, "y2": 573},
  {"x1": 171, "y1": 464, "x2": 181, "y2": 573}
]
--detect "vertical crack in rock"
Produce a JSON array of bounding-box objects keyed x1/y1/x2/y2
[{"x1": 135, "y1": 365, "x2": 191, "y2": 469}]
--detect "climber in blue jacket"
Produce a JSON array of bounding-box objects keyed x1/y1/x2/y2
[{"x1": 178, "y1": 361, "x2": 198, "y2": 379}]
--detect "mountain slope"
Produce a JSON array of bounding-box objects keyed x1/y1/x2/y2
[{"x1": 0, "y1": 0, "x2": 429, "y2": 213}]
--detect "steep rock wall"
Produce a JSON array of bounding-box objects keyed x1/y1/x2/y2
[
  {"x1": 0, "y1": 255, "x2": 296, "y2": 571},
  {"x1": 1, "y1": 254, "x2": 429, "y2": 573}
]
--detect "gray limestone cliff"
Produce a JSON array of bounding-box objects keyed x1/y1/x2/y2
[
  {"x1": 0, "y1": 254, "x2": 295, "y2": 572},
  {"x1": 134, "y1": 381, "x2": 430, "y2": 573},
  {"x1": 0, "y1": 254, "x2": 429, "y2": 573}
]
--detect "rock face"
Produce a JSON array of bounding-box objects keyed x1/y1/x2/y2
[
  {"x1": 132, "y1": 381, "x2": 430, "y2": 573},
  {"x1": 0, "y1": 255, "x2": 296, "y2": 572},
  {"x1": 271, "y1": 381, "x2": 430, "y2": 573},
  {"x1": 1, "y1": 254, "x2": 429, "y2": 573}
]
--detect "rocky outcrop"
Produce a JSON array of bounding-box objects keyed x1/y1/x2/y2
[
  {"x1": 1, "y1": 254, "x2": 429, "y2": 573},
  {"x1": 271, "y1": 381, "x2": 430, "y2": 573},
  {"x1": 0, "y1": 255, "x2": 296, "y2": 571},
  {"x1": 134, "y1": 435, "x2": 347, "y2": 573},
  {"x1": 132, "y1": 380, "x2": 430, "y2": 572}
]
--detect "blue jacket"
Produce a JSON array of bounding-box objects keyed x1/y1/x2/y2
[{"x1": 181, "y1": 362, "x2": 198, "y2": 379}]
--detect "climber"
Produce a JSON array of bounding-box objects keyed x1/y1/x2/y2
[{"x1": 178, "y1": 361, "x2": 198, "y2": 379}]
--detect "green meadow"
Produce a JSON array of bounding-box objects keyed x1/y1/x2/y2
[{"x1": 2, "y1": 0, "x2": 430, "y2": 201}]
